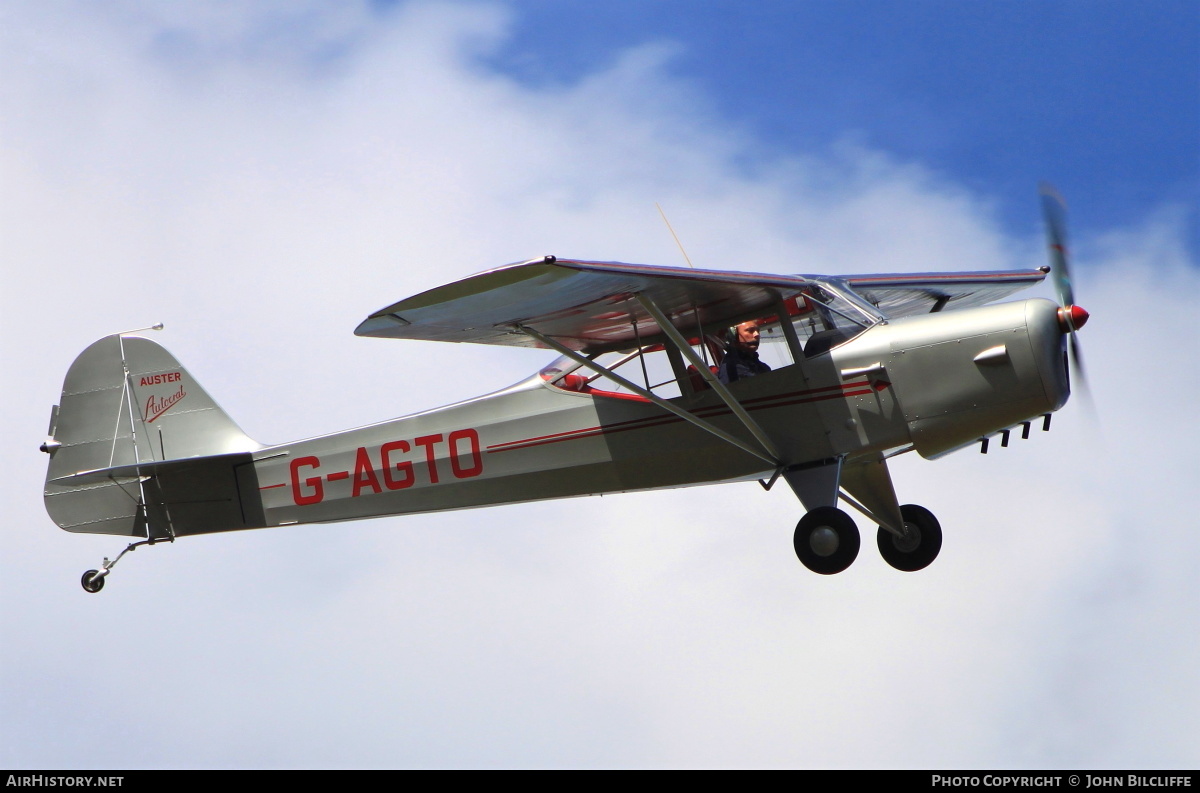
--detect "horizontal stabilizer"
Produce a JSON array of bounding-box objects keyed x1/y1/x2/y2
[
  {"x1": 49, "y1": 452, "x2": 258, "y2": 486},
  {"x1": 44, "y1": 333, "x2": 262, "y2": 536}
]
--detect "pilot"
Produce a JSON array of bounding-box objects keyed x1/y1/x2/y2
[{"x1": 718, "y1": 320, "x2": 771, "y2": 384}]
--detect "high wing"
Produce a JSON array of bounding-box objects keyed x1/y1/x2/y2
[
  {"x1": 838, "y1": 268, "x2": 1049, "y2": 318},
  {"x1": 355, "y1": 257, "x2": 814, "y2": 353},
  {"x1": 355, "y1": 256, "x2": 1050, "y2": 351}
]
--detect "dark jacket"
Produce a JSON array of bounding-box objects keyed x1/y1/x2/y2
[{"x1": 718, "y1": 346, "x2": 771, "y2": 384}]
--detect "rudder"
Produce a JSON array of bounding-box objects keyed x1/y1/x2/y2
[{"x1": 43, "y1": 334, "x2": 263, "y2": 536}]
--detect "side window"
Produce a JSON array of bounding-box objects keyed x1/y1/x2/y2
[
  {"x1": 541, "y1": 347, "x2": 684, "y2": 401},
  {"x1": 747, "y1": 322, "x2": 798, "y2": 371},
  {"x1": 541, "y1": 338, "x2": 746, "y2": 401},
  {"x1": 599, "y1": 346, "x2": 682, "y2": 399}
]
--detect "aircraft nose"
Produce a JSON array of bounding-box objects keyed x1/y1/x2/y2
[{"x1": 1057, "y1": 304, "x2": 1089, "y2": 332}]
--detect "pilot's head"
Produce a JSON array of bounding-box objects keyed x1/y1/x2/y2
[{"x1": 729, "y1": 320, "x2": 761, "y2": 352}]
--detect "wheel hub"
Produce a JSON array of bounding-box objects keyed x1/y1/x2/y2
[
  {"x1": 809, "y1": 526, "x2": 840, "y2": 557},
  {"x1": 892, "y1": 522, "x2": 922, "y2": 553}
]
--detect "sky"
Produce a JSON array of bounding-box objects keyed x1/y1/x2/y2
[{"x1": 2, "y1": 0, "x2": 1198, "y2": 770}]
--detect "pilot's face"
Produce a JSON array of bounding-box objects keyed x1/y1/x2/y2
[{"x1": 735, "y1": 321, "x2": 761, "y2": 351}]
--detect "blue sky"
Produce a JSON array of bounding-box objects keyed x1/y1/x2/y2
[
  {"x1": 3, "y1": 0, "x2": 1199, "y2": 769},
  {"x1": 481, "y1": 0, "x2": 1199, "y2": 247}
]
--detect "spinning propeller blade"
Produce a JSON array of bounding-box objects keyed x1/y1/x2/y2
[
  {"x1": 1040, "y1": 183, "x2": 1095, "y2": 415},
  {"x1": 1040, "y1": 182, "x2": 1075, "y2": 308}
]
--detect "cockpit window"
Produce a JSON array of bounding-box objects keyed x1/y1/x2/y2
[
  {"x1": 539, "y1": 279, "x2": 883, "y2": 398},
  {"x1": 758, "y1": 280, "x2": 880, "y2": 358}
]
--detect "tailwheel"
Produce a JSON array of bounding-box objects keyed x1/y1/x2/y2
[
  {"x1": 877, "y1": 504, "x2": 942, "y2": 572},
  {"x1": 794, "y1": 507, "x2": 860, "y2": 575},
  {"x1": 81, "y1": 569, "x2": 106, "y2": 593}
]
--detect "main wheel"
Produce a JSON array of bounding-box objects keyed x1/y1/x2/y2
[
  {"x1": 877, "y1": 504, "x2": 942, "y2": 572},
  {"x1": 81, "y1": 570, "x2": 105, "y2": 593},
  {"x1": 794, "y1": 507, "x2": 860, "y2": 575}
]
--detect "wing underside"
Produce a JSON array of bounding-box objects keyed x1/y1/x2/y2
[
  {"x1": 355, "y1": 257, "x2": 1048, "y2": 351},
  {"x1": 355, "y1": 257, "x2": 815, "y2": 353},
  {"x1": 841, "y1": 269, "x2": 1049, "y2": 318}
]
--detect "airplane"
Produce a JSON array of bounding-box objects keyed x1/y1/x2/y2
[{"x1": 41, "y1": 187, "x2": 1090, "y2": 592}]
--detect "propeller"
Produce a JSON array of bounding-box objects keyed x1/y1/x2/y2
[{"x1": 1039, "y1": 182, "x2": 1095, "y2": 416}]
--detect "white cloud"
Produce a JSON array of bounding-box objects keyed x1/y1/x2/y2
[{"x1": 2, "y1": 1, "x2": 1196, "y2": 768}]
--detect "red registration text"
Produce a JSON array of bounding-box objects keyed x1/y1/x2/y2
[{"x1": 289, "y1": 429, "x2": 483, "y2": 506}]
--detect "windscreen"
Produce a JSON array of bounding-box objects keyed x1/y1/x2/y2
[{"x1": 758, "y1": 280, "x2": 881, "y2": 357}]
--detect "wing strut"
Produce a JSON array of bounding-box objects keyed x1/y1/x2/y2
[
  {"x1": 634, "y1": 293, "x2": 784, "y2": 463},
  {"x1": 515, "y1": 324, "x2": 781, "y2": 467}
]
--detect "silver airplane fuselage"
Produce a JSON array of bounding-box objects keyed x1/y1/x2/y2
[
  {"x1": 238, "y1": 297, "x2": 1067, "y2": 531},
  {"x1": 42, "y1": 290, "x2": 1076, "y2": 589}
]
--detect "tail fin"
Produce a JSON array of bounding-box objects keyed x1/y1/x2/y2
[{"x1": 43, "y1": 334, "x2": 264, "y2": 537}]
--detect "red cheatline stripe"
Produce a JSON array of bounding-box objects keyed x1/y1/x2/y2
[
  {"x1": 732, "y1": 381, "x2": 870, "y2": 412},
  {"x1": 487, "y1": 380, "x2": 878, "y2": 454},
  {"x1": 486, "y1": 414, "x2": 670, "y2": 451},
  {"x1": 488, "y1": 415, "x2": 681, "y2": 454},
  {"x1": 259, "y1": 483, "x2": 287, "y2": 490},
  {"x1": 485, "y1": 406, "x2": 696, "y2": 451},
  {"x1": 484, "y1": 387, "x2": 802, "y2": 452},
  {"x1": 741, "y1": 382, "x2": 856, "y2": 404}
]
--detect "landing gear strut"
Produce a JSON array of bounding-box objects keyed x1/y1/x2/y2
[
  {"x1": 877, "y1": 504, "x2": 942, "y2": 572},
  {"x1": 784, "y1": 457, "x2": 944, "y2": 575},
  {"x1": 794, "y1": 507, "x2": 860, "y2": 575},
  {"x1": 79, "y1": 536, "x2": 170, "y2": 593}
]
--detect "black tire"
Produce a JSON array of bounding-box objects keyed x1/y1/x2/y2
[
  {"x1": 877, "y1": 504, "x2": 942, "y2": 572},
  {"x1": 81, "y1": 570, "x2": 105, "y2": 593},
  {"x1": 794, "y1": 507, "x2": 860, "y2": 575}
]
